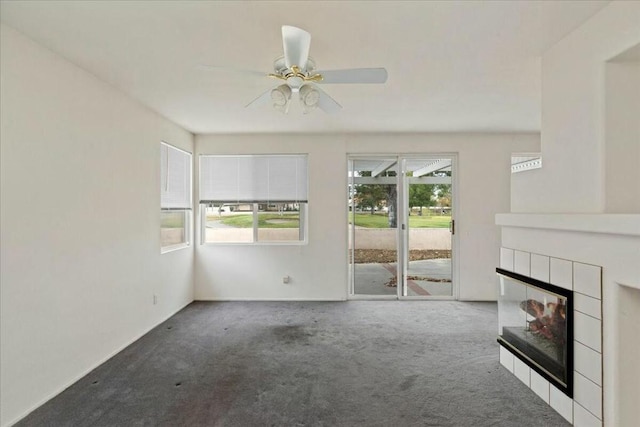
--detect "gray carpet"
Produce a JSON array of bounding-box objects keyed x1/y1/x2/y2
[{"x1": 18, "y1": 301, "x2": 570, "y2": 426}]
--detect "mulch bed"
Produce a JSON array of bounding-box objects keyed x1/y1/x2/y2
[
  {"x1": 386, "y1": 275, "x2": 452, "y2": 287},
  {"x1": 351, "y1": 249, "x2": 451, "y2": 264}
]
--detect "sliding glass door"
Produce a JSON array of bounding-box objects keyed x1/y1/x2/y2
[{"x1": 348, "y1": 155, "x2": 455, "y2": 299}]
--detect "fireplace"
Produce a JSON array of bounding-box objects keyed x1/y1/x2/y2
[{"x1": 496, "y1": 268, "x2": 573, "y2": 397}]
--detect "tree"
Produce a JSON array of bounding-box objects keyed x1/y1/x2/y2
[
  {"x1": 386, "y1": 179, "x2": 397, "y2": 228},
  {"x1": 353, "y1": 170, "x2": 397, "y2": 227},
  {"x1": 435, "y1": 184, "x2": 451, "y2": 212},
  {"x1": 409, "y1": 184, "x2": 434, "y2": 216},
  {"x1": 412, "y1": 169, "x2": 451, "y2": 215},
  {"x1": 353, "y1": 183, "x2": 386, "y2": 214}
]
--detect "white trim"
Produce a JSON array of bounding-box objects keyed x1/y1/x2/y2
[
  {"x1": 495, "y1": 213, "x2": 640, "y2": 236},
  {"x1": 201, "y1": 241, "x2": 309, "y2": 247},
  {"x1": 399, "y1": 295, "x2": 455, "y2": 301},
  {"x1": 160, "y1": 242, "x2": 190, "y2": 254},
  {"x1": 161, "y1": 140, "x2": 192, "y2": 156},
  {"x1": 617, "y1": 280, "x2": 640, "y2": 291},
  {"x1": 195, "y1": 297, "x2": 347, "y2": 302},
  {"x1": 347, "y1": 295, "x2": 397, "y2": 301},
  {"x1": 348, "y1": 158, "x2": 355, "y2": 296}
]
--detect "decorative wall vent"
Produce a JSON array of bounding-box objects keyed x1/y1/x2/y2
[{"x1": 511, "y1": 154, "x2": 542, "y2": 173}]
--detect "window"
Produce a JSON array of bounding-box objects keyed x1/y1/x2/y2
[
  {"x1": 199, "y1": 154, "x2": 308, "y2": 244},
  {"x1": 161, "y1": 142, "x2": 192, "y2": 252}
]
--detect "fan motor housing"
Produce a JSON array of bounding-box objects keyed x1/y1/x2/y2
[{"x1": 273, "y1": 56, "x2": 316, "y2": 75}]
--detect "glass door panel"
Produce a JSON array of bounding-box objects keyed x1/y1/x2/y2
[
  {"x1": 402, "y1": 158, "x2": 454, "y2": 297},
  {"x1": 349, "y1": 158, "x2": 399, "y2": 296}
]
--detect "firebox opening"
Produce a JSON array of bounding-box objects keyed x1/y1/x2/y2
[{"x1": 496, "y1": 268, "x2": 574, "y2": 398}]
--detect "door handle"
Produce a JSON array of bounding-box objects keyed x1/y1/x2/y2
[{"x1": 450, "y1": 220, "x2": 455, "y2": 235}]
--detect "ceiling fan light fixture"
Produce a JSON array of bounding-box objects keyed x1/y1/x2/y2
[
  {"x1": 271, "y1": 84, "x2": 291, "y2": 106},
  {"x1": 271, "y1": 84, "x2": 292, "y2": 113},
  {"x1": 300, "y1": 84, "x2": 320, "y2": 107}
]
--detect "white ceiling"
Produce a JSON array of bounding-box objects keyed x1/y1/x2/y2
[{"x1": 0, "y1": 1, "x2": 609, "y2": 134}]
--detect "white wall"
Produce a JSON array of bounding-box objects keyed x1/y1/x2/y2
[
  {"x1": 195, "y1": 133, "x2": 538, "y2": 301},
  {"x1": 0, "y1": 25, "x2": 194, "y2": 426},
  {"x1": 605, "y1": 59, "x2": 640, "y2": 213},
  {"x1": 511, "y1": 1, "x2": 640, "y2": 213}
]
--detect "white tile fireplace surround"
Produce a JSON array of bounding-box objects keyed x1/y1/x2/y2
[
  {"x1": 499, "y1": 248, "x2": 602, "y2": 425},
  {"x1": 496, "y1": 214, "x2": 640, "y2": 427}
]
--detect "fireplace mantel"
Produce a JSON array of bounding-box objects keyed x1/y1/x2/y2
[{"x1": 496, "y1": 213, "x2": 640, "y2": 237}]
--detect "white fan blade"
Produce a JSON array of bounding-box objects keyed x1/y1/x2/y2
[
  {"x1": 316, "y1": 68, "x2": 388, "y2": 84},
  {"x1": 282, "y1": 25, "x2": 311, "y2": 70},
  {"x1": 314, "y1": 85, "x2": 342, "y2": 114},
  {"x1": 245, "y1": 88, "x2": 274, "y2": 108},
  {"x1": 197, "y1": 64, "x2": 266, "y2": 78}
]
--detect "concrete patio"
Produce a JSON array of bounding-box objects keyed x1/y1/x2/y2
[{"x1": 352, "y1": 258, "x2": 452, "y2": 296}]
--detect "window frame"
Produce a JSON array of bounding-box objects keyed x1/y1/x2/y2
[
  {"x1": 199, "y1": 154, "x2": 308, "y2": 246},
  {"x1": 160, "y1": 141, "x2": 193, "y2": 253},
  {"x1": 161, "y1": 209, "x2": 192, "y2": 253},
  {"x1": 200, "y1": 202, "x2": 308, "y2": 245}
]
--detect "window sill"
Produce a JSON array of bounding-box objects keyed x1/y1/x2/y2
[
  {"x1": 200, "y1": 241, "x2": 308, "y2": 247},
  {"x1": 161, "y1": 243, "x2": 191, "y2": 254}
]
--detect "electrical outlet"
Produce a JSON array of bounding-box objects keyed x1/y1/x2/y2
[
  {"x1": 283, "y1": 275, "x2": 290, "y2": 284},
  {"x1": 153, "y1": 294, "x2": 158, "y2": 305}
]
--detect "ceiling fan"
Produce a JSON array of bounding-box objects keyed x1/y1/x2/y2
[{"x1": 200, "y1": 25, "x2": 388, "y2": 114}]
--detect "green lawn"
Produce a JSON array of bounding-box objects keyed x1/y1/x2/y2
[
  {"x1": 208, "y1": 212, "x2": 449, "y2": 229},
  {"x1": 161, "y1": 212, "x2": 186, "y2": 229},
  {"x1": 350, "y1": 213, "x2": 451, "y2": 228},
  {"x1": 212, "y1": 213, "x2": 300, "y2": 229}
]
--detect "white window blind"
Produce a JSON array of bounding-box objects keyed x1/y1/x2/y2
[
  {"x1": 161, "y1": 142, "x2": 192, "y2": 209},
  {"x1": 200, "y1": 155, "x2": 308, "y2": 203}
]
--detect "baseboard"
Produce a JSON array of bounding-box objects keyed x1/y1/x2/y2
[
  {"x1": 3, "y1": 300, "x2": 192, "y2": 427},
  {"x1": 348, "y1": 295, "x2": 397, "y2": 300},
  {"x1": 194, "y1": 297, "x2": 346, "y2": 301}
]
